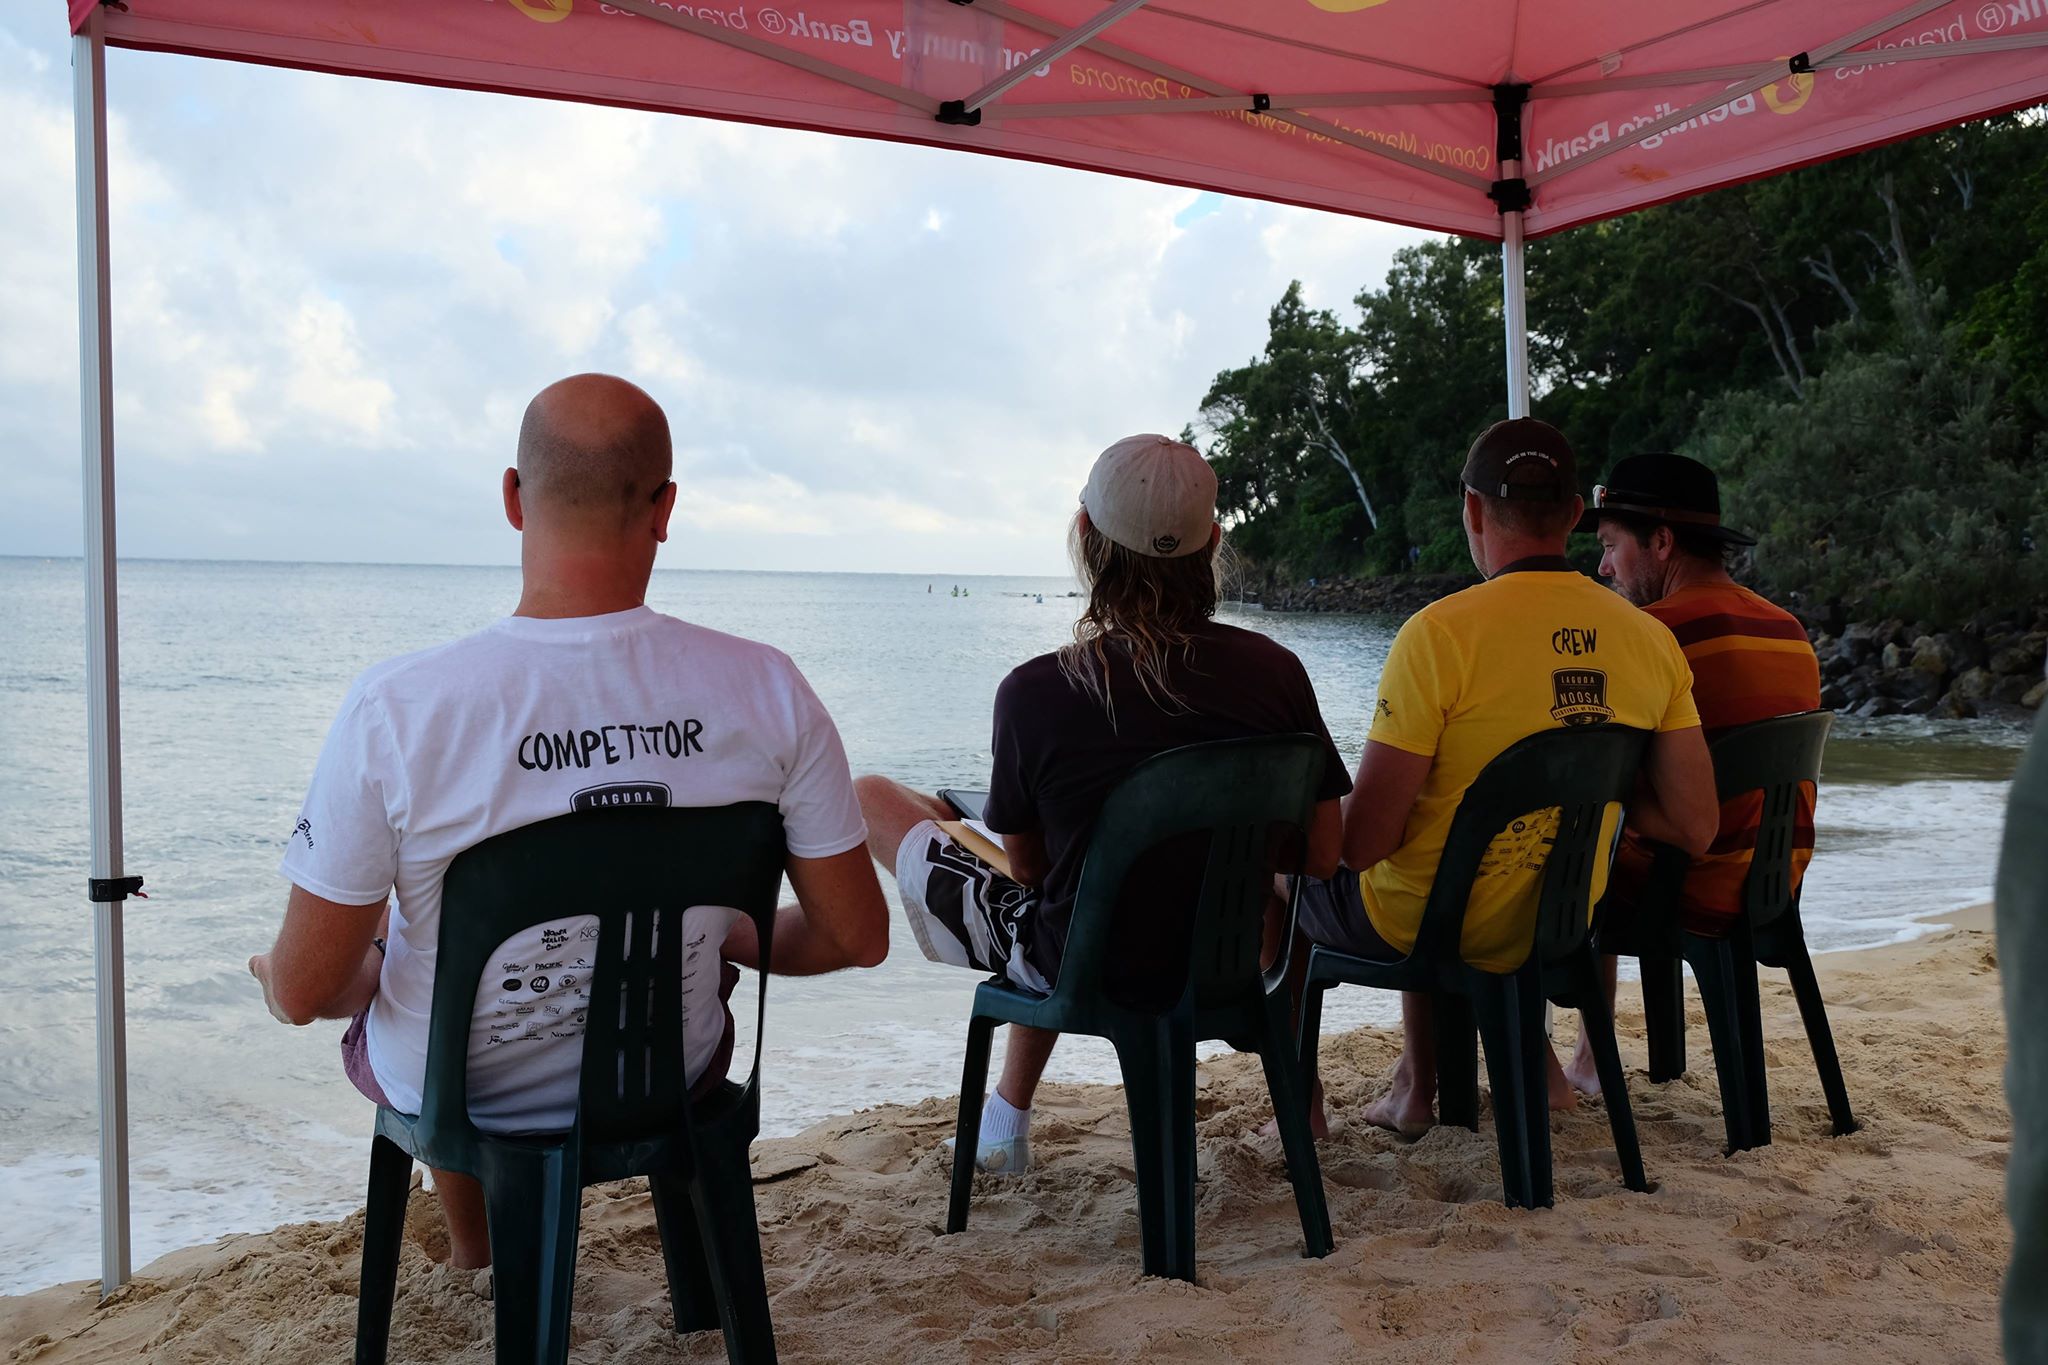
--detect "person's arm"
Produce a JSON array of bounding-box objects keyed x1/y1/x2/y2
[
  {"x1": 250, "y1": 887, "x2": 388, "y2": 1026},
  {"x1": 1340, "y1": 741, "x2": 1434, "y2": 872},
  {"x1": 723, "y1": 844, "x2": 889, "y2": 976},
  {"x1": 1624, "y1": 724, "x2": 1718, "y2": 855},
  {"x1": 1006, "y1": 828, "x2": 1051, "y2": 889},
  {"x1": 980, "y1": 667, "x2": 1049, "y2": 885},
  {"x1": 1303, "y1": 798, "x2": 1343, "y2": 880},
  {"x1": 1340, "y1": 614, "x2": 1449, "y2": 872}
]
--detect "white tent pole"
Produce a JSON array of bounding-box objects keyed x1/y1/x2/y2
[
  {"x1": 1493, "y1": 77, "x2": 1533, "y2": 421},
  {"x1": 73, "y1": 3, "x2": 134, "y2": 1299},
  {"x1": 1501, "y1": 170, "x2": 1530, "y2": 419}
]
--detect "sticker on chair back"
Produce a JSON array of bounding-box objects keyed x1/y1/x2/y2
[
  {"x1": 1550, "y1": 669, "x2": 1614, "y2": 726},
  {"x1": 571, "y1": 781, "x2": 673, "y2": 811}
]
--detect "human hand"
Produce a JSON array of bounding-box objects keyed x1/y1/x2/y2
[{"x1": 248, "y1": 951, "x2": 298, "y2": 1026}]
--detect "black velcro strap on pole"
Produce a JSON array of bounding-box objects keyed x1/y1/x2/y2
[{"x1": 88, "y1": 876, "x2": 145, "y2": 903}]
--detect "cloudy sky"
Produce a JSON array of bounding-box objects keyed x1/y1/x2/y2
[{"x1": 0, "y1": 13, "x2": 1433, "y2": 575}]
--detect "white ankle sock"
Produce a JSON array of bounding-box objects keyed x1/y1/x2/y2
[{"x1": 981, "y1": 1092, "x2": 1031, "y2": 1143}]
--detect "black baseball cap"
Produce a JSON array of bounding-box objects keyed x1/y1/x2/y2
[
  {"x1": 1575, "y1": 452, "x2": 1757, "y2": 547},
  {"x1": 1459, "y1": 418, "x2": 1578, "y2": 503}
]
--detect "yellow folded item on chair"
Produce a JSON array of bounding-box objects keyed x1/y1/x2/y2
[{"x1": 935, "y1": 819, "x2": 1013, "y2": 881}]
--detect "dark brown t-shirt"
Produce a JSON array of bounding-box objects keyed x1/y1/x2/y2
[{"x1": 983, "y1": 620, "x2": 1351, "y2": 993}]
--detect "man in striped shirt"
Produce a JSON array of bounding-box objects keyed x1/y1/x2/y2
[{"x1": 1564, "y1": 453, "x2": 1822, "y2": 1096}]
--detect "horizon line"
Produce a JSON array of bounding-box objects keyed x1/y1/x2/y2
[{"x1": 0, "y1": 553, "x2": 1077, "y2": 580}]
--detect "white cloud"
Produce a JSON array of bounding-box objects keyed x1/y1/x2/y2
[
  {"x1": 282, "y1": 295, "x2": 397, "y2": 443},
  {"x1": 0, "y1": 14, "x2": 1437, "y2": 573}
]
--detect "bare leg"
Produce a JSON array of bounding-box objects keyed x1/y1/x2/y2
[
  {"x1": 1363, "y1": 991, "x2": 1436, "y2": 1137},
  {"x1": 996, "y1": 1025, "x2": 1059, "y2": 1110},
  {"x1": 854, "y1": 777, "x2": 1063, "y2": 1117},
  {"x1": 853, "y1": 774, "x2": 952, "y2": 875},
  {"x1": 1560, "y1": 954, "x2": 1619, "y2": 1098},
  {"x1": 434, "y1": 1168, "x2": 491, "y2": 1270}
]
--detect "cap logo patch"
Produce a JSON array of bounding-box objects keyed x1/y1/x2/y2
[{"x1": 1151, "y1": 534, "x2": 1181, "y2": 554}]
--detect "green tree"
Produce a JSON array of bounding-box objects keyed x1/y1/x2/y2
[
  {"x1": 1196, "y1": 108, "x2": 2048, "y2": 623},
  {"x1": 1696, "y1": 297, "x2": 2046, "y2": 621}
]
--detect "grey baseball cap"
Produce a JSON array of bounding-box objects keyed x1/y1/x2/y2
[{"x1": 1080, "y1": 435, "x2": 1218, "y2": 559}]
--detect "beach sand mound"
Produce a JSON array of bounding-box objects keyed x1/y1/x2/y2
[{"x1": 3, "y1": 917, "x2": 2010, "y2": 1364}]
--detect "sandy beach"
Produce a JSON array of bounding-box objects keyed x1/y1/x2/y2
[{"x1": 2, "y1": 905, "x2": 2010, "y2": 1364}]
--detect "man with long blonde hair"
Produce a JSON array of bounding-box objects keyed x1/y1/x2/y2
[{"x1": 857, "y1": 435, "x2": 1349, "y2": 1172}]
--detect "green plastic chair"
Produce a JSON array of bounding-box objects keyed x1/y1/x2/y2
[
  {"x1": 945, "y1": 735, "x2": 1334, "y2": 1283},
  {"x1": 1611, "y1": 710, "x2": 1854, "y2": 1152},
  {"x1": 1296, "y1": 726, "x2": 1652, "y2": 1210},
  {"x1": 352, "y1": 803, "x2": 787, "y2": 1365}
]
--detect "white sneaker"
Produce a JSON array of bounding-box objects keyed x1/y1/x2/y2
[{"x1": 943, "y1": 1133, "x2": 1032, "y2": 1174}]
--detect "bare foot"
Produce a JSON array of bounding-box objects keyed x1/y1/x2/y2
[
  {"x1": 1363, "y1": 1070, "x2": 1434, "y2": 1139},
  {"x1": 1561, "y1": 1036, "x2": 1603, "y2": 1099},
  {"x1": 1257, "y1": 1078, "x2": 1330, "y2": 1140},
  {"x1": 1545, "y1": 1047, "x2": 1579, "y2": 1112}
]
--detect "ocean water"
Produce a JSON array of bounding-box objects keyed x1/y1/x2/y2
[{"x1": 0, "y1": 557, "x2": 2028, "y2": 1294}]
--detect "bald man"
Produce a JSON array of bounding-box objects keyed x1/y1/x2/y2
[{"x1": 250, "y1": 375, "x2": 889, "y2": 1269}]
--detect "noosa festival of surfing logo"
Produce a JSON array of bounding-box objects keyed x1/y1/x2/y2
[{"x1": 1551, "y1": 668, "x2": 1614, "y2": 727}]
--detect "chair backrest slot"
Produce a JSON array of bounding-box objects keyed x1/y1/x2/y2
[
  {"x1": 1706, "y1": 711, "x2": 1831, "y2": 931},
  {"x1": 415, "y1": 805, "x2": 785, "y2": 1154},
  {"x1": 1055, "y1": 736, "x2": 1324, "y2": 1016},
  {"x1": 1411, "y1": 727, "x2": 1651, "y2": 973}
]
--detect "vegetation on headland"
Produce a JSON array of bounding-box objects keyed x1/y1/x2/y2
[{"x1": 1192, "y1": 110, "x2": 2048, "y2": 629}]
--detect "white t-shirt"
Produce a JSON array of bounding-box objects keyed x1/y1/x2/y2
[{"x1": 278, "y1": 606, "x2": 866, "y2": 1132}]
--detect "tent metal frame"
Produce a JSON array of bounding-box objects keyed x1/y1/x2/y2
[{"x1": 66, "y1": 0, "x2": 2048, "y2": 1299}]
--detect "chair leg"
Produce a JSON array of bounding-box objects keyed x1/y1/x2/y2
[
  {"x1": 1640, "y1": 955, "x2": 1687, "y2": 1083},
  {"x1": 1574, "y1": 956, "x2": 1649, "y2": 1193},
  {"x1": 1515, "y1": 975, "x2": 1555, "y2": 1209},
  {"x1": 1689, "y1": 940, "x2": 1762, "y2": 1154},
  {"x1": 353, "y1": 1133, "x2": 413, "y2": 1365},
  {"x1": 1295, "y1": 976, "x2": 1328, "y2": 1088},
  {"x1": 1160, "y1": 1014, "x2": 1199, "y2": 1283},
  {"x1": 649, "y1": 1173, "x2": 716, "y2": 1334},
  {"x1": 480, "y1": 1145, "x2": 583, "y2": 1365},
  {"x1": 1256, "y1": 994, "x2": 1333, "y2": 1259},
  {"x1": 1110, "y1": 1028, "x2": 1175, "y2": 1280},
  {"x1": 687, "y1": 1136, "x2": 780, "y2": 1365},
  {"x1": 1432, "y1": 992, "x2": 1481, "y2": 1133},
  {"x1": 1780, "y1": 940, "x2": 1858, "y2": 1136},
  {"x1": 1471, "y1": 974, "x2": 1550, "y2": 1209},
  {"x1": 945, "y1": 1015, "x2": 997, "y2": 1236},
  {"x1": 1728, "y1": 929, "x2": 1772, "y2": 1147}
]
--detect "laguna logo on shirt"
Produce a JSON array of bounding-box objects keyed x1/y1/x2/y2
[
  {"x1": 1551, "y1": 669, "x2": 1615, "y2": 727},
  {"x1": 572, "y1": 782, "x2": 674, "y2": 812}
]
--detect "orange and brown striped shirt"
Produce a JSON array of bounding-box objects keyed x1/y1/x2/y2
[{"x1": 1611, "y1": 582, "x2": 1822, "y2": 936}]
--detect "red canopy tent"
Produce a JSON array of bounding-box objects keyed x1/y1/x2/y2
[{"x1": 62, "y1": 0, "x2": 2048, "y2": 1295}]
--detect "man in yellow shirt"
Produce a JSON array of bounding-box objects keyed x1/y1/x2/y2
[{"x1": 1295, "y1": 418, "x2": 1718, "y2": 1136}]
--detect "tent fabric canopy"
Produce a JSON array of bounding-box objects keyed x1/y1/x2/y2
[{"x1": 67, "y1": 0, "x2": 2048, "y2": 238}]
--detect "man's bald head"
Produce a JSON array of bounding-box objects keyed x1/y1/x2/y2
[{"x1": 515, "y1": 374, "x2": 673, "y2": 533}]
